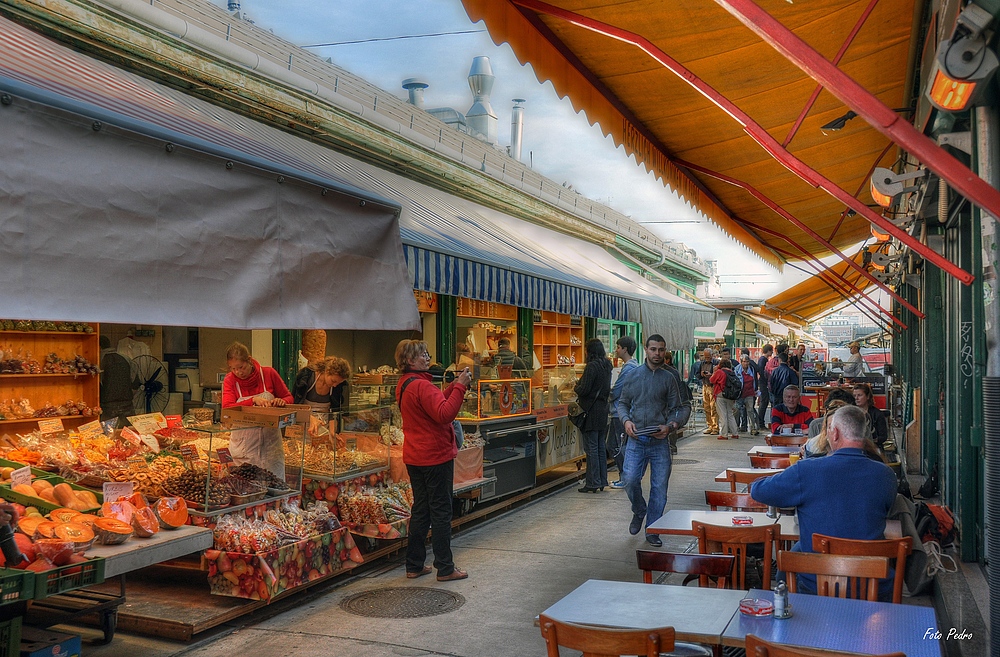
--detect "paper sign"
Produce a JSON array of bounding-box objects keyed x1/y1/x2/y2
[
  {"x1": 141, "y1": 435, "x2": 161, "y2": 454},
  {"x1": 179, "y1": 444, "x2": 199, "y2": 462},
  {"x1": 126, "y1": 457, "x2": 146, "y2": 473},
  {"x1": 77, "y1": 420, "x2": 104, "y2": 441},
  {"x1": 216, "y1": 447, "x2": 233, "y2": 465},
  {"x1": 121, "y1": 427, "x2": 142, "y2": 446},
  {"x1": 283, "y1": 423, "x2": 304, "y2": 439},
  {"x1": 127, "y1": 413, "x2": 167, "y2": 435},
  {"x1": 103, "y1": 481, "x2": 134, "y2": 501},
  {"x1": 164, "y1": 415, "x2": 183, "y2": 428},
  {"x1": 10, "y1": 466, "x2": 31, "y2": 489},
  {"x1": 37, "y1": 418, "x2": 64, "y2": 434}
]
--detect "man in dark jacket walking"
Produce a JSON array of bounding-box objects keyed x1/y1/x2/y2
[{"x1": 768, "y1": 351, "x2": 799, "y2": 408}]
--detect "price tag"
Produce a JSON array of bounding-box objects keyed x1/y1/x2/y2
[
  {"x1": 10, "y1": 466, "x2": 32, "y2": 489},
  {"x1": 127, "y1": 413, "x2": 167, "y2": 435},
  {"x1": 126, "y1": 457, "x2": 146, "y2": 473},
  {"x1": 103, "y1": 481, "x2": 134, "y2": 501},
  {"x1": 121, "y1": 427, "x2": 142, "y2": 446},
  {"x1": 37, "y1": 418, "x2": 64, "y2": 434},
  {"x1": 77, "y1": 420, "x2": 104, "y2": 441},
  {"x1": 179, "y1": 444, "x2": 199, "y2": 462},
  {"x1": 283, "y1": 423, "x2": 304, "y2": 440},
  {"x1": 140, "y1": 434, "x2": 161, "y2": 454},
  {"x1": 216, "y1": 447, "x2": 233, "y2": 465}
]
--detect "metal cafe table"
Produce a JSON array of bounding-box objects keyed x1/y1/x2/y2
[
  {"x1": 646, "y1": 510, "x2": 903, "y2": 542},
  {"x1": 538, "y1": 579, "x2": 748, "y2": 645},
  {"x1": 723, "y1": 588, "x2": 942, "y2": 656},
  {"x1": 747, "y1": 445, "x2": 801, "y2": 457}
]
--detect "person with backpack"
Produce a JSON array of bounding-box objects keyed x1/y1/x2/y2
[
  {"x1": 755, "y1": 344, "x2": 773, "y2": 435},
  {"x1": 735, "y1": 354, "x2": 759, "y2": 435},
  {"x1": 710, "y1": 358, "x2": 741, "y2": 439}
]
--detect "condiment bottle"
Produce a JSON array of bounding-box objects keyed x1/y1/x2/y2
[{"x1": 773, "y1": 580, "x2": 791, "y2": 619}]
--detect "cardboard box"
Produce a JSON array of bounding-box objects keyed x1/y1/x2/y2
[
  {"x1": 222, "y1": 404, "x2": 310, "y2": 428},
  {"x1": 19, "y1": 627, "x2": 81, "y2": 657}
]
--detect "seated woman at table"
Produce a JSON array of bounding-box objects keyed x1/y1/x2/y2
[
  {"x1": 769, "y1": 385, "x2": 813, "y2": 435},
  {"x1": 803, "y1": 400, "x2": 886, "y2": 463},
  {"x1": 854, "y1": 383, "x2": 890, "y2": 448},
  {"x1": 807, "y1": 388, "x2": 855, "y2": 438}
]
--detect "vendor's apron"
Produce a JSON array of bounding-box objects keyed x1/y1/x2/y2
[{"x1": 230, "y1": 373, "x2": 286, "y2": 479}]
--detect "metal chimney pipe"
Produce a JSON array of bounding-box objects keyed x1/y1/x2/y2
[
  {"x1": 510, "y1": 98, "x2": 525, "y2": 161},
  {"x1": 401, "y1": 78, "x2": 429, "y2": 109},
  {"x1": 467, "y1": 56, "x2": 498, "y2": 144},
  {"x1": 227, "y1": 0, "x2": 240, "y2": 11}
]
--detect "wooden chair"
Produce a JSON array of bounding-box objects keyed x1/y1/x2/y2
[
  {"x1": 725, "y1": 468, "x2": 776, "y2": 493},
  {"x1": 778, "y1": 551, "x2": 890, "y2": 601},
  {"x1": 745, "y1": 634, "x2": 905, "y2": 657},
  {"x1": 765, "y1": 434, "x2": 808, "y2": 447},
  {"x1": 749, "y1": 455, "x2": 791, "y2": 469},
  {"x1": 812, "y1": 534, "x2": 913, "y2": 604},
  {"x1": 635, "y1": 550, "x2": 735, "y2": 587},
  {"x1": 692, "y1": 521, "x2": 779, "y2": 590},
  {"x1": 704, "y1": 490, "x2": 766, "y2": 512},
  {"x1": 539, "y1": 614, "x2": 675, "y2": 657}
]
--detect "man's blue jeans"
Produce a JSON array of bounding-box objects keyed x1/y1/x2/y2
[{"x1": 622, "y1": 435, "x2": 672, "y2": 531}]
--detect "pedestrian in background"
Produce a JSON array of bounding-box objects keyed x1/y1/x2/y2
[
  {"x1": 574, "y1": 339, "x2": 612, "y2": 493},
  {"x1": 608, "y1": 336, "x2": 639, "y2": 489},
  {"x1": 735, "y1": 354, "x2": 759, "y2": 435},
  {"x1": 710, "y1": 358, "x2": 740, "y2": 439}
]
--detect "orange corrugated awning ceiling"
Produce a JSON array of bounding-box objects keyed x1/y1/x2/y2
[
  {"x1": 760, "y1": 248, "x2": 879, "y2": 324},
  {"x1": 461, "y1": 0, "x2": 917, "y2": 271}
]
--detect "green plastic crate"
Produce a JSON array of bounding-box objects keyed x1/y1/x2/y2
[
  {"x1": 0, "y1": 459, "x2": 53, "y2": 479},
  {"x1": 0, "y1": 616, "x2": 20, "y2": 657},
  {"x1": 0, "y1": 569, "x2": 32, "y2": 605},
  {"x1": 0, "y1": 478, "x2": 101, "y2": 515},
  {"x1": 31, "y1": 557, "x2": 105, "y2": 600}
]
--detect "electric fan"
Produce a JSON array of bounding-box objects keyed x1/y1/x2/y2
[{"x1": 131, "y1": 354, "x2": 169, "y2": 414}]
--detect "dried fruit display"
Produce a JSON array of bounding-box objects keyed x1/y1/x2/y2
[
  {"x1": 229, "y1": 463, "x2": 289, "y2": 491},
  {"x1": 163, "y1": 470, "x2": 231, "y2": 507}
]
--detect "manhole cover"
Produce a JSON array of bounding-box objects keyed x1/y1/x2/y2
[
  {"x1": 339, "y1": 587, "x2": 466, "y2": 618},
  {"x1": 672, "y1": 458, "x2": 698, "y2": 464}
]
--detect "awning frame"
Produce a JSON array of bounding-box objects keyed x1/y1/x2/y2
[{"x1": 506, "y1": 0, "x2": 975, "y2": 286}]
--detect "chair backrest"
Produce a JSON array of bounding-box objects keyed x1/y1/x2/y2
[
  {"x1": 812, "y1": 534, "x2": 913, "y2": 604},
  {"x1": 778, "y1": 551, "x2": 890, "y2": 601},
  {"x1": 725, "y1": 469, "x2": 775, "y2": 493},
  {"x1": 766, "y1": 434, "x2": 808, "y2": 447},
  {"x1": 539, "y1": 614, "x2": 675, "y2": 657},
  {"x1": 705, "y1": 490, "x2": 767, "y2": 512},
  {"x1": 745, "y1": 634, "x2": 905, "y2": 657},
  {"x1": 635, "y1": 549, "x2": 735, "y2": 587},
  {"x1": 692, "y1": 521, "x2": 779, "y2": 590},
  {"x1": 750, "y1": 455, "x2": 791, "y2": 469}
]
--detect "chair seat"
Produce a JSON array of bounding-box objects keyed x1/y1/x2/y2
[{"x1": 662, "y1": 641, "x2": 714, "y2": 657}]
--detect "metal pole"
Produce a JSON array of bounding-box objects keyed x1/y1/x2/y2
[{"x1": 975, "y1": 104, "x2": 1000, "y2": 657}]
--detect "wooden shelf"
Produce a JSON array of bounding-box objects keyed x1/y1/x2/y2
[
  {"x1": 0, "y1": 373, "x2": 97, "y2": 379},
  {"x1": 0, "y1": 414, "x2": 95, "y2": 426},
  {"x1": 0, "y1": 330, "x2": 95, "y2": 336}
]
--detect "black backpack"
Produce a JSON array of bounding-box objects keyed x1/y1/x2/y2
[{"x1": 721, "y1": 369, "x2": 743, "y2": 401}]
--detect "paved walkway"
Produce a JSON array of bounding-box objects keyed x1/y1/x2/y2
[{"x1": 78, "y1": 428, "x2": 932, "y2": 656}]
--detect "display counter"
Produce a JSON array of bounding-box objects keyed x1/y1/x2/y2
[{"x1": 87, "y1": 525, "x2": 212, "y2": 578}]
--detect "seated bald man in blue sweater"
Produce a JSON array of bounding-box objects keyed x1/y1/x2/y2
[{"x1": 751, "y1": 404, "x2": 897, "y2": 598}]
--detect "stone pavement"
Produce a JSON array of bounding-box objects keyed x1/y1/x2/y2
[{"x1": 76, "y1": 428, "x2": 940, "y2": 656}]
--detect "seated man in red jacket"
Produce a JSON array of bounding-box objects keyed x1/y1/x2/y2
[{"x1": 770, "y1": 385, "x2": 814, "y2": 434}]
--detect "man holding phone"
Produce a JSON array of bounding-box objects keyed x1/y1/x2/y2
[{"x1": 616, "y1": 334, "x2": 690, "y2": 546}]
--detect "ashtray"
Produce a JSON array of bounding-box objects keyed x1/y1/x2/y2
[
  {"x1": 739, "y1": 598, "x2": 774, "y2": 617},
  {"x1": 732, "y1": 515, "x2": 754, "y2": 525}
]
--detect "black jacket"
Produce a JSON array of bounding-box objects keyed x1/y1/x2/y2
[
  {"x1": 574, "y1": 358, "x2": 612, "y2": 432},
  {"x1": 292, "y1": 368, "x2": 347, "y2": 412}
]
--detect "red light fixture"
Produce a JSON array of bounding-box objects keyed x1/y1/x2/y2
[{"x1": 926, "y1": 4, "x2": 998, "y2": 113}]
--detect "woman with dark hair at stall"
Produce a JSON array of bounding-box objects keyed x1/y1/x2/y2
[
  {"x1": 395, "y1": 339, "x2": 472, "y2": 581},
  {"x1": 854, "y1": 383, "x2": 890, "y2": 448},
  {"x1": 574, "y1": 339, "x2": 612, "y2": 493}
]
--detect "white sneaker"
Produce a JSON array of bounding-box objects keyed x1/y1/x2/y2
[{"x1": 610, "y1": 480, "x2": 626, "y2": 489}]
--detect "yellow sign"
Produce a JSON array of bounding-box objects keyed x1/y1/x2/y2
[
  {"x1": 77, "y1": 420, "x2": 104, "y2": 440},
  {"x1": 127, "y1": 413, "x2": 167, "y2": 435}
]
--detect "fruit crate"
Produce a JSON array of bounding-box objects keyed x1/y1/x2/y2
[
  {"x1": 31, "y1": 556, "x2": 105, "y2": 600},
  {"x1": 0, "y1": 477, "x2": 102, "y2": 515},
  {"x1": 0, "y1": 568, "x2": 33, "y2": 605},
  {"x1": 0, "y1": 616, "x2": 20, "y2": 657}
]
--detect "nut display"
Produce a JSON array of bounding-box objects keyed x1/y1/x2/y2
[
  {"x1": 164, "y1": 470, "x2": 231, "y2": 507},
  {"x1": 105, "y1": 455, "x2": 187, "y2": 498},
  {"x1": 229, "y1": 463, "x2": 289, "y2": 491}
]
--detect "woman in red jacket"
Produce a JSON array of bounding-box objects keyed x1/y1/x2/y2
[
  {"x1": 709, "y1": 358, "x2": 740, "y2": 440},
  {"x1": 222, "y1": 342, "x2": 293, "y2": 478},
  {"x1": 395, "y1": 339, "x2": 472, "y2": 582}
]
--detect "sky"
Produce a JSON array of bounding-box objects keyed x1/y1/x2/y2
[{"x1": 217, "y1": 0, "x2": 820, "y2": 299}]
